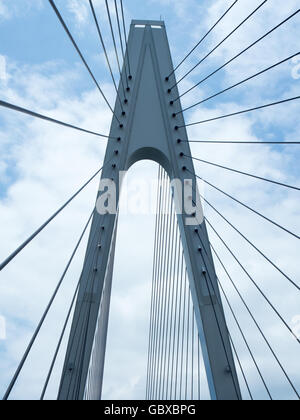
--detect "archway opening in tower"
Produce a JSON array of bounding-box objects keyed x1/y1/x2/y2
[{"x1": 102, "y1": 160, "x2": 210, "y2": 400}]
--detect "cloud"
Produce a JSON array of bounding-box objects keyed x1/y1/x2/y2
[
  {"x1": 291, "y1": 55, "x2": 300, "y2": 80},
  {"x1": 0, "y1": 316, "x2": 6, "y2": 340},
  {"x1": 180, "y1": 0, "x2": 300, "y2": 87},
  {"x1": 1, "y1": 0, "x2": 300, "y2": 401},
  {"x1": 66, "y1": 0, "x2": 116, "y2": 29},
  {"x1": 67, "y1": 0, "x2": 89, "y2": 26},
  {"x1": 0, "y1": 55, "x2": 112, "y2": 399},
  {"x1": 0, "y1": 0, "x2": 9, "y2": 19},
  {"x1": 0, "y1": 55, "x2": 7, "y2": 83},
  {"x1": 0, "y1": 0, "x2": 43, "y2": 20}
]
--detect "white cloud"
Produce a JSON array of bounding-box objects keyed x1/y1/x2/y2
[
  {"x1": 0, "y1": 55, "x2": 7, "y2": 83},
  {"x1": 67, "y1": 0, "x2": 89, "y2": 26},
  {"x1": 291, "y1": 55, "x2": 300, "y2": 80},
  {"x1": 292, "y1": 315, "x2": 300, "y2": 339},
  {"x1": 0, "y1": 316, "x2": 6, "y2": 340},
  {"x1": 0, "y1": 0, "x2": 9, "y2": 19},
  {"x1": 0, "y1": 0, "x2": 43, "y2": 20},
  {"x1": 0, "y1": 0, "x2": 300, "y2": 401},
  {"x1": 188, "y1": 0, "x2": 300, "y2": 87},
  {"x1": 0, "y1": 56, "x2": 112, "y2": 399},
  {"x1": 66, "y1": 0, "x2": 115, "y2": 29}
]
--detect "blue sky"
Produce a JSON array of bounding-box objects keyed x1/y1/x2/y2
[{"x1": 0, "y1": 0, "x2": 299, "y2": 400}]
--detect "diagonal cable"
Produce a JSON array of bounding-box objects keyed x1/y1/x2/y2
[
  {"x1": 146, "y1": 166, "x2": 162, "y2": 399},
  {"x1": 0, "y1": 100, "x2": 114, "y2": 139},
  {"x1": 192, "y1": 171, "x2": 299, "y2": 240},
  {"x1": 180, "y1": 140, "x2": 300, "y2": 145},
  {"x1": 174, "y1": 52, "x2": 299, "y2": 113},
  {"x1": 195, "y1": 230, "x2": 272, "y2": 399},
  {"x1": 229, "y1": 334, "x2": 253, "y2": 400},
  {"x1": 41, "y1": 201, "x2": 112, "y2": 400},
  {"x1": 0, "y1": 160, "x2": 111, "y2": 272},
  {"x1": 170, "y1": 0, "x2": 268, "y2": 90},
  {"x1": 195, "y1": 191, "x2": 300, "y2": 293},
  {"x1": 114, "y1": 0, "x2": 129, "y2": 85},
  {"x1": 89, "y1": 0, "x2": 125, "y2": 113},
  {"x1": 166, "y1": 0, "x2": 239, "y2": 80},
  {"x1": 120, "y1": 0, "x2": 132, "y2": 78},
  {"x1": 193, "y1": 209, "x2": 300, "y2": 398},
  {"x1": 40, "y1": 276, "x2": 80, "y2": 400},
  {"x1": 56, "y1": 211, "x2": 110, "y2": 399},
  {"x1": 186, "y1": 155, "x2": 300, "y2": 191},
  {"x1": 173, "y1": 9, "x2": 300, "y2": 102},
  {"x1": 48, "y1": 0, "x2": 120, "y2": 123},
  {"x1": 176, "y1": 96, "x2": 300, "y2": 129},
  {"x1": 209, "y1": 240, "x2": 300, "y2": 399},
  {"x1": 203, "y1": 215, "x2": 300, "y2": 341},
  {"x1": 105, "y1": 0, "x2": 128, "y2": 100},
  {"x1": 2, "y1": 209, "x2": 94, "y2": 400}
]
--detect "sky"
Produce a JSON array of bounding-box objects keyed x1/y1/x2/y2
[{"x1": 0, "y1": 0, "x2": 299, "y2": 401}]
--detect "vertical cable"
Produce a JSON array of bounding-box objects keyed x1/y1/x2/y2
[
  {"x1": 169, "y1": 223, "x2": 180, "y2": 399},
  {"x1": 197, "y1": 334, "x2": 201, "y2": 400},
  {"x1": 191, "y1": 309, "x2": 195, "y2": 400},
  {"x1": 185, "y1": 288, "x2": 191, "y2": 400},
  {"x1": 179, "y1": 269, "x2": 188, "y2": 399},
  {"x1": 174, "y1": 251, "x2": 184, "y2": 399},
  {"x1": 153, "y1": 170, "x2": 169, "y2": 399},
  {"x1": 148, "y1": 167, "x2": 166, "y2": 400},
  {"x1": 167, "y1": 203, "x2": 179, "y2": 398},
  {"x1": 157, "y1": 183, "x2": 173, "y2": 398},
  {"x1": 150, "y1": 168, "x2": 165, "y2": 398},
  {"x1": 146, "y1": 166, "x2": 161, "y2": 399},
  {"x1": 161, "y1": 199, "x2": 176, "y2": 399}
]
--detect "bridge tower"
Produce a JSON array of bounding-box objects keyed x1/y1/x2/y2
[{"x1": 58, "y1": 20, "x2": 241, "y2": 401}]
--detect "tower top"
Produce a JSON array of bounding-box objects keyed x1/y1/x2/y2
[{"x1": 131, "y1": 19, "x2": 165, "y2": 28}]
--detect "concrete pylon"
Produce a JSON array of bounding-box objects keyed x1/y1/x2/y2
[{"x1": 58, "y1": 20, "x2": 241, "y2": 401}]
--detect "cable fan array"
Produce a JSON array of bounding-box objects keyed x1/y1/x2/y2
[{"x1": 0, "y1": 0, "x2": 299, "y2": 400}]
